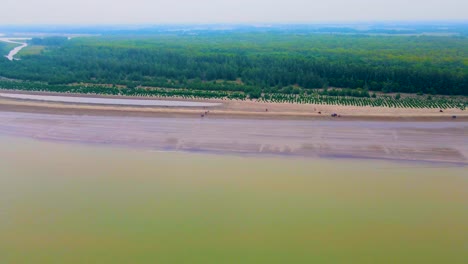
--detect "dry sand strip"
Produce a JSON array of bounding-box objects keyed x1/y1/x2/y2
[
  {"x1": 0, "y1": 93, "x2": 222, "y2": 107},
  {"x1": 0, "y1": 90, "x2": 467, "y2": 121},
  {"x1": 0, "y1": 111, "x2": 466, "y2": 164}
]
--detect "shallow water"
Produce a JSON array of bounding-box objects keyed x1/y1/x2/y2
[
  {"x1": 0, "y1": 93, "x2": 222, "y2": 107},
  {"x1": 0, "y1": 135, "x2": 466, "y2": 263}
]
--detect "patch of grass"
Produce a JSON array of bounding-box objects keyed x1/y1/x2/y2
[
  {"x1": 17, "y1": 45, "x2": 46, "y2": 57},
  {"x1": 1, "y1": 80, "x2": 467, "y2": 110}
]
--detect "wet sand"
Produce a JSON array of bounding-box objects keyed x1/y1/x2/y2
[{"x1": 0, "y1": 111, "x2": 466, "y2": 164}]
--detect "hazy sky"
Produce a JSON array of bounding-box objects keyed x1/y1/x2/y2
[{"x1": 2, "y1": 0, "x2": 467, "y2": 24}]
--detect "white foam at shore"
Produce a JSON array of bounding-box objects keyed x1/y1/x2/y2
[{"x1": 0, "y1": 93, "x2": 222, "y2": 107}]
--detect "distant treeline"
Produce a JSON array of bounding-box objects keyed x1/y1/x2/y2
[
  {"x1": 30, "y1": 37, "x2": 68, "y2": 46},
  {"x1": 1, "y1": 23, "x2": 468, "y2": 36},
  {"x1": 0, "y1": 33, "x2": 467, "y2": 95}
]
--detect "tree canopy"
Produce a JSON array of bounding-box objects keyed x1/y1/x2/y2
[{"x1": 0, "y1": 33, "x2": 467, "y2": 95}]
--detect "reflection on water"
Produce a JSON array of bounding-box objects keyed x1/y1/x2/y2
[{"x1": 0, "y1": 136, "x2": 466, "y2": 263}]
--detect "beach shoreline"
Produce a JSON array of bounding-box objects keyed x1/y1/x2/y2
[
  {"x1": 0, "y1": 89, "x2": 467, "y2": 121},
  {"x1": 0, "y1": 110, "x2": 466, "y2": 165}
]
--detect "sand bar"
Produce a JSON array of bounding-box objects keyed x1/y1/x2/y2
[{"x1": 0, "y1": 111, "x2": 466, "y2": 164}]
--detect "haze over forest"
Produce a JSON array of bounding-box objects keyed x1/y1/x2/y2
[{"x1": 2, "y1": 0, "x2": 467, "y2": 24}]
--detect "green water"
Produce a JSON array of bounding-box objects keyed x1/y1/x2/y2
[{"x1": 0, "y1": 136, "x2": 466, "y2": 263}]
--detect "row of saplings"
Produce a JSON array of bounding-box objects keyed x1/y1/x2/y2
[
  {"x1": 261, "y1": 93, "x2": 467, "y2": 110},
  {"x1": 0, "y1": 81, "x2": 466, "y2": 110}
]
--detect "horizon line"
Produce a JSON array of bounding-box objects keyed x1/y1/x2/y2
[{"x1": 1, "y1": 20, "x2": 468, "y2": 27}]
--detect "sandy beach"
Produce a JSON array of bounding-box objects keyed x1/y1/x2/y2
[
  {"x1": 0, "y1": 90, "x2": 466, "y2": 164},
  {"x1": 0, "y1": 110, "x2": 466, "y2": 164},
  {"x1": 0, "y1": 89, "x2": 467, "y2": 121}
]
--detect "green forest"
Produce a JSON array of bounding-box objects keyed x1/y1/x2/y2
[
  {"x1": 0, "y1": 32, "x2": 467, "y2": 97},
  {"x1": 0, "y1": 42, "x2": 16, "y2": 56}
]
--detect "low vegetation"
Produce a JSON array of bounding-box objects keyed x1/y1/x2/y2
[
  {"x1": 16, "y1": 46, "x2": 45, "y2": 57},
  {"x1": 1, "y1": 81, "x2": 466, "y2": 110}
]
